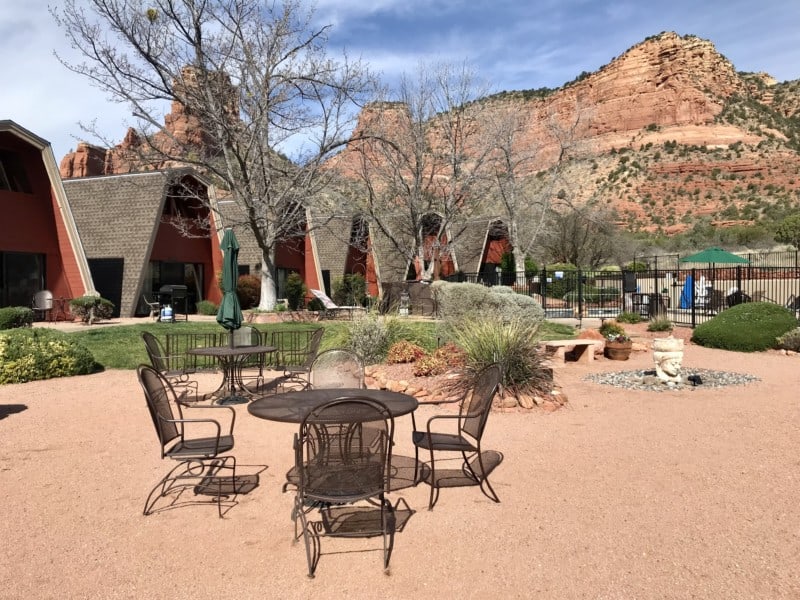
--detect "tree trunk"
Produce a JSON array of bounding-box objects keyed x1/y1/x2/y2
[{"x1": 258, "y1": 247, "x2": 278, "y2": 311}]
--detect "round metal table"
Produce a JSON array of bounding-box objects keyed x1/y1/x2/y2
[
  {"x1": 248, "y1": 388, "x2": 418, "y2": 423},
  {"x1": 188, "y1": 344, "x2": 276, "y2": 405}
]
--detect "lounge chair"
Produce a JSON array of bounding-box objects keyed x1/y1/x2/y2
[{"x1": 309, "y1": 289, "x2": 363, "y2": 320}]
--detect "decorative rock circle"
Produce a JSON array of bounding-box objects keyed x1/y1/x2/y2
[{"x1": 585, "y1": 368, "x2": 759, "y2": 392}]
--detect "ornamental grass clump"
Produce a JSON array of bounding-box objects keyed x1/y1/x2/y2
[
  {"x1": 647, "y1": 317, "x2": 674, "y2": 332},
  {"x1": 691, "y1": 302, "x2": 797, "y2": 352},
  {"x1": 0, "y1": 328, "x2": 96, "y2": 384},
  {"x1": 445, "y1": 316, "x2": 552, "y2": 399}
]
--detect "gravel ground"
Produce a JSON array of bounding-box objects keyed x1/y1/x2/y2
[{"x1": 2, "y1": 321, "x2": 799, "y2": 598}]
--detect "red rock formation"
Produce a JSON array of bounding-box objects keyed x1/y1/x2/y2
[{"x1": 60, "y1": 32, "x2": 800, "y2": 236}]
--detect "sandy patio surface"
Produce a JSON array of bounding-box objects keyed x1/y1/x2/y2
[{"x1": 1, "y1": 328, "x2": 799, "y2": 599}]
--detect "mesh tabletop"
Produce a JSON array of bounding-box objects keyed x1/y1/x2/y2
[
  {"x1": 248, "y1": 388, "x2": 418, "y2": 423},
  {"x1": 187, "y1": 345, "x2": 276, "y2": 357}
]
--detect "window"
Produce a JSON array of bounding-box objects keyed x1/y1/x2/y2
[
  {"x1": 1, "y1": 251, "x2": 44, "y2": 307},
  {"x1": 0, "y1": 150, "x2": 32, "y2": 193}
]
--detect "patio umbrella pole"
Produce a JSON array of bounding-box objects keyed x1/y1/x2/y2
[{"x1": 216, "y1": 228, "x2": 244, "y2": 404}]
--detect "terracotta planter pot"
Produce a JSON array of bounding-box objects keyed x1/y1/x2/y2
[{"x1": 604, "y1": 340, "x2": 632, "y2": 360}]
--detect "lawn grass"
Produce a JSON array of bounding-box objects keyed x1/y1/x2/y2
[{"x1": 68, "y1": 318, "x2": 577, "y2": 370}]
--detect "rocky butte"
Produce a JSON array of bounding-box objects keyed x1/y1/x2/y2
[{"x1": 60, "y1": 31, "x2": 800, "y2": 234}]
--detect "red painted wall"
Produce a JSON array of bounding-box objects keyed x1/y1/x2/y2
[
  {"x1": 0, "y1": 134, "x2": 86, "y2": 301},
  {"x1": 151, "y1": 220, "x2": 219, "y2": 304},
  {"x1": 483, "y1": 238, "x2": 511, "y2": 265}
]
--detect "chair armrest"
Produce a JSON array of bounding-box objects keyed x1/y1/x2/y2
[
  {"x1": 159, "y1": 414, "x2": 222, "y2": 442},
  {"x1": 420, "y1": 413, "x2": 461, "y2": 438},
  {"x1": 183, "y1": 404, "x2": 236, "y2": 435}
]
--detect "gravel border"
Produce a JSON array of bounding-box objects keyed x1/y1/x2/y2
[{"x1": 585, "y1": 367, "x2": 760, "y2": 392}]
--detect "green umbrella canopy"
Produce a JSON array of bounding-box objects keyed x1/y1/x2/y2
[
  {"x1": 216, "y1": 228, "x2": 243, "y2": 333},
  {"x1": 679, "y1": 247, "x2": 749, "y2": 265}
]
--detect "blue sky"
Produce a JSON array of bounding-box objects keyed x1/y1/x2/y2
[{"x1": 2, "y1": 0, "x2": 799, "y2": 161}]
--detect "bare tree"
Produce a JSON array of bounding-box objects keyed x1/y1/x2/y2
[
  {"x1": 52, "y1": 0, "x2": 376, "y2": 309},
  {"x1": 485, "y1": 97, "x2": 586, "y2": 276},
  {"x1": 340, "y1": 61, "x2": 495, "y2": 281},
  {"x1": 540, "y1": 204, "x2": 619, "y2": 268}
]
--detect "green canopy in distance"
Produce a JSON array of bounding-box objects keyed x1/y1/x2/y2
[
  {"x1": 216, "y1": 228, "x2": 243, "y2": 343},
  {"x1": 679, "y1": 247, "x2": 749, "y2": 265}
]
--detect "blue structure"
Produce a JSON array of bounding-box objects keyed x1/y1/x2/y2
[{"x1": 679, "y1": 275, "x2": 693, "y2": 309}]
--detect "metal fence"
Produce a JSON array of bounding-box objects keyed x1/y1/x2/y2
[{"x1": 444, "y1": 263, "x2": 800, "y2": 328}]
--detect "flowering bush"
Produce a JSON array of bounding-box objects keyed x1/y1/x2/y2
[
  {"x1": 432, "y1": 342, "x2": 466, "y2": 368},
  {"x1": 606, "y1": 333, "x2": 631, "y2": 343},
  {"x1": 0, "y1": 329, "x2": 95, "y2": 383},
  {"x1": 413, "y1": 354, "x2": 448, "y2": 377},
  {"x1": 387, "y1": 340, "x2": 427, "y2": 364}
]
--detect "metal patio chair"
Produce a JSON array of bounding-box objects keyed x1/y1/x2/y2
[
  {"x1": 142, "y1": 331, "x2": 198, "y2": 401},
  {"x1": 141, "y1": 293, "x2": 160, "y2": 320},
  {"x1": 309, "y1": 349, "x2": 365, "y2": 390},
  {"x1": 282, "y1": 350, "x2": 368, "y2": 493},
  {"x1": 272, "y1": 327, "x2": 325, "y2": 390},
  {"x1": 293, "y1": 396, "x2": 397, "y2": 577},
  {"x1": 411, "y1": 363, "x2": 503, "y2": 510},
  {"x1": 228, "y1": 325, "x2": 268, "y2": 391},
  {"x1": 137, "y1": 365, "x2": 238, "y2": 517}
]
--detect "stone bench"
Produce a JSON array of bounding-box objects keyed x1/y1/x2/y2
[{"x1": 542, "y1": 339, "x2": 603, "y2": 364}]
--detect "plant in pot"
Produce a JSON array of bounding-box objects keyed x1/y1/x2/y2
[{"x1": 599, "y1": 320, "x2": 632, "y2": 360}]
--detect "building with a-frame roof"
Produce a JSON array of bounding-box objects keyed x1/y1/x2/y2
[
  {"x1": 63, "y1": 169, "x2": 223, "y2": 317},
  {"x1": 0, "y1": 120, "x2": 95, "y2": 309}
]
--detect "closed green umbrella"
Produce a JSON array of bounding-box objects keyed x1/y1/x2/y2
[
  {"x1": 679, "y1": 247, "x2": 749, "y2": 265},
  {"x1": 217, "y1": 228, "x2": 243, "y2": 345}
]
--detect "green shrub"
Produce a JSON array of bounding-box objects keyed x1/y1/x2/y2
[
  {"x1": 387, "y1": 340, "x2": 427, "y2": 364},
  {"x1": 0, "y1": 329, "x2": 96, "y2": 384},
  {"x1": 196, "y1": 300, "x2": 218, "y2": 315},
  {"x1": 307, "y1": 298, "x2": 324, "y2": 312},
  {"x1": 647, "y1": 317, "x2": 674, "y2": 332},
  {"x1": 777, "y1": 327, "x2": 800, "y2": 352},
  {"x1": 541, "y1": 264, "x2": 578, "y2": 298},
  {"x1": 691, "y1": 302, "x2": 797, "y2": 351},
  {"x1": 623, "y1": 261, "x2": 648, "y2": 272},
  {"x1": 236, "y1": 274, "x2": 261, "y2": 309},
  {"x1": 617, "y1": 311, "x2": 642, "y2": 324},
  {"x1": 285, "y1": 272, "x2": 306, "y2": 310},
  {"x1": 431, "y1": 281, "x2": 545, "y2": 324},
  {"x1": 446, "y1": 316, "x2": 552, "y2": 396},
  {"x1": 69, "y1": 296, "x2": 114, "y2": 323},
  {"x1": 0, "y1": 306, "x2": 34, "y2": 330},
  {"x1": 332, "y1": 273, "x2": 367, "y2": 307}
]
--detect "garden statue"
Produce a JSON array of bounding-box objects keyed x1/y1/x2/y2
[{"x1": 652, "y1": 336, "x2": 684, "y2": 384}]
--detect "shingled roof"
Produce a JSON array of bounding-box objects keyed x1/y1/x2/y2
[{"x1": 64, "y1": 169, "x2": 214, "y2": 317}]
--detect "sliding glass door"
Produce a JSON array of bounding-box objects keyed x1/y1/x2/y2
[{"x1": 1, "y1": 251, "x2": 45, "y2": 307}]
